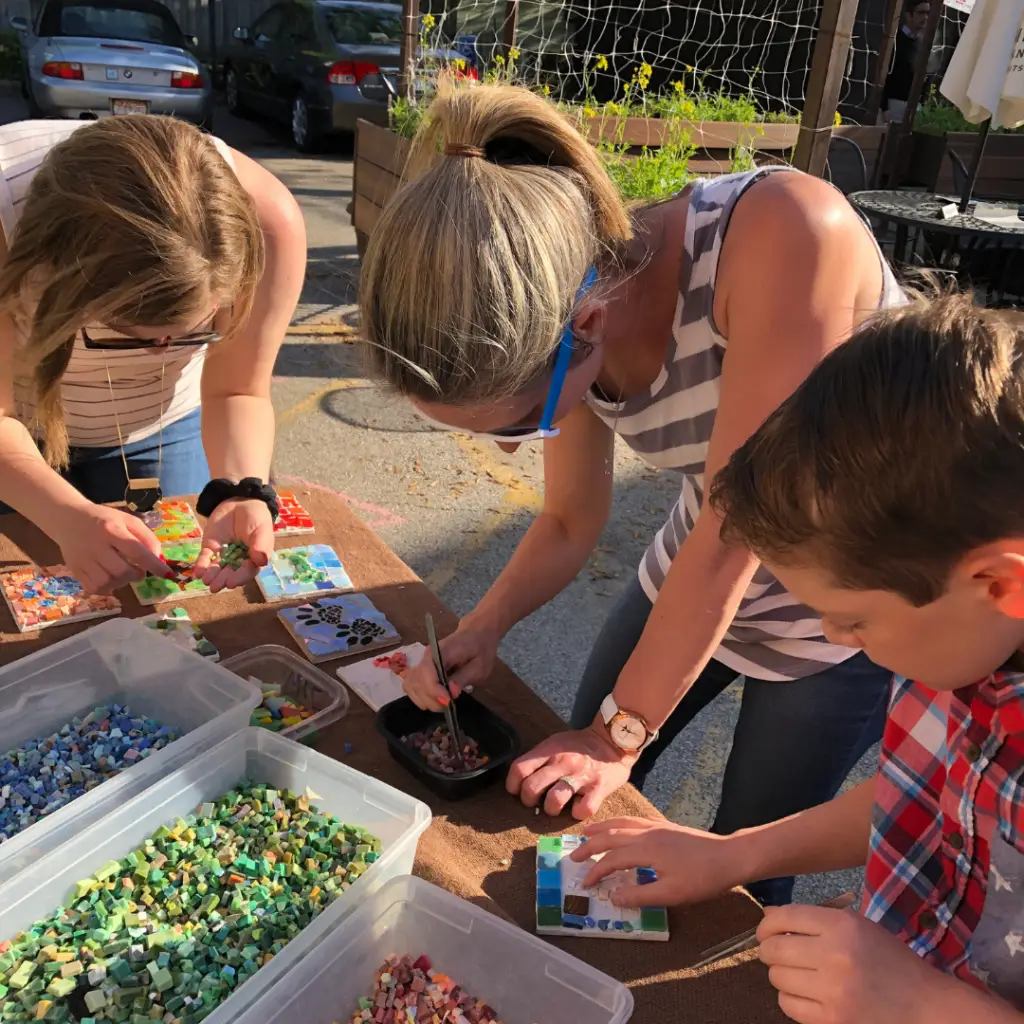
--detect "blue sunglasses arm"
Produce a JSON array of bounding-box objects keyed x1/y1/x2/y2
[{"x1": 538, "y1": 267, "x2": 599, "y2": 434}]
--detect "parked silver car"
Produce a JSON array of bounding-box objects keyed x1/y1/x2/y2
[{"x1": 11, "y1": 0, "x2": 212, "y2": 128}]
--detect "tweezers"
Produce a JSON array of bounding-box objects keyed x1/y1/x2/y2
[
  {"x1": 425, "y1": 613, "x2": 465, "y2": 768},
  {"x1": 690, "y1": 891, "x2": 856, "y2": 970}
]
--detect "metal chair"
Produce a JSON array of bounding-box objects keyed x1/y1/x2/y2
[
  {"x1": 949, "y1": 148, "x2": 969, "y2": 196},
  {"x1": 824, "y1": 136, "x2": 868, "y2": 195}
]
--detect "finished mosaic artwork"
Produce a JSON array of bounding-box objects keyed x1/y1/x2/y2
[
  {"x1": 138, "y1": 606, "x2": 219, "y2": 661},
  {"x1": 131, "y1": 541, "x2": 211, "y2": 606},
  {"x1": 256, "y1": 544, "x2": 352, "y2": 603},
  {"x1": 136, "y1": 499, "x2": 202, "y2": 544},
  {"x1": 278, "y1": 593, "x2": 400, "y2": 664},
  {"x1": 0, "y1": 565, "x2": 121, "y2": 632},
  {"x1": 535, "y1": 834, "x2": 670, "y2": 941},
  {"x1": 273, "y1": 490, "x2": 315, "y2": 536}
]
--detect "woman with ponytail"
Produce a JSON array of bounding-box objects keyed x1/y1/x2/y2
[{"x1": 361, "y1": 80, "x2": 906, "y2": 905}]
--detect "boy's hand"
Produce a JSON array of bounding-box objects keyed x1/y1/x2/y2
[
  {"x1": 758, "y1": 905, "x2": 939, "y2": 1024},
  {"x1": 568, "y1": 817, "x2": 745, "y2": 906}
]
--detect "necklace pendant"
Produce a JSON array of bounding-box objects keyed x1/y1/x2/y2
[{"x1": 125, "y1": 477, "x2": 162, "y2": 514}]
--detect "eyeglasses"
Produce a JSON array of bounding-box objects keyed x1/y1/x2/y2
[
  {"x1": 418, "y1": 266, "x2": 599, "y2": 444},
  {"x1": 80, "y1": 323, "x2": 221, "y2": 350}
]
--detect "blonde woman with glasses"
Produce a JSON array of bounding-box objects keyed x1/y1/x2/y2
[
  {"x1": 0, "y1": 115, "x2": 306, "y2": 595},
  {"x1": 361, "y1": 82, "x2": 906, "y2": 906}
]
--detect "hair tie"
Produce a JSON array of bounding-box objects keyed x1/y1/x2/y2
[{"x1": 444, "y1": 143, "x2": 485, "y2": 159}]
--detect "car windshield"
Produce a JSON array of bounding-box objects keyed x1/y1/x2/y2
[
  {"x1": 324, "y1": 7, "x2": 402, "y2": 45},
  {"x1": 39, "y1": 1, "x2": 186, "y2": 47}
]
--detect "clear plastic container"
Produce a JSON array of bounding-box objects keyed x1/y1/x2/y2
[
  {"x1": 220, "y1": 644, "x2": 349, "y2": 741},
  {"x1": 0, "y1": 617, "x2": 260, "y2": 885},
  {"x1": 234, "y1": 875, "x2": 635, "y2": 1024},
  {"x1": 0, "y1": 727, "x2": 432, "y2": 1024}
]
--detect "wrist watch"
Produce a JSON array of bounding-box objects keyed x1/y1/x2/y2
[{"x1": 600, "y1": 695, "x2": 659, "y2": 753}]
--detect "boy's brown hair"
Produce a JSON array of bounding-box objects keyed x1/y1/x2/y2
[{"x1": 709, "y1": 293, "x2": 1024, "y2": 606}]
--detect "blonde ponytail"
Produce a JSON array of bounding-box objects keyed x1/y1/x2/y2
[{"x1": 359, "y1": 81, "x2": 630, "y2": 402}]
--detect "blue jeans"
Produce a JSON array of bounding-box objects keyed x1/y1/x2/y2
[
  {"x1": 570, "y1": 575, "x2": 891, "y2": 906},
  {"x1": 0, "y1": 408, "x2": 209, "y2": 512}
]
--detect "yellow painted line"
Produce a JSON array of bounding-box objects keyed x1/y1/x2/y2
[
  {"x1": 276, "y1": 378, "x2": 371, "y2": 427},
  {"x1": 422, "y1": 435, "x2": 543, "y2": 592},
  {"x1": 286, "y1": 324, "x2": 358, "y2": 337}
]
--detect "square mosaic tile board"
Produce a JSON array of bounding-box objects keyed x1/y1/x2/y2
[
  {"x1": 138, "y1": 606, "x2": 219, "y2": 660},
  {"x1": 273, "y1": 490, "x2": 315, "y2": 536},
  {"x1": 131, "y1": 541, "x2": 211, "y2": 606},
  {"x1": 256, "y1": 544, "x2": 352, "y2": 603},
  {"x1": 279, "y1": 593, "x2": 400, "y2": 664},
  {"x1": 535, "y1": 834, "x2": 669, "y2": 941},
  {"x1": 136, "y1": 498, "x2": 202, "y2": 544},
  {"x1": 0, "y1": 565, "x2": 121, "y2": 632},
  {"x1": 336, "y1": 643, "x2": 427, "y2": 710}
]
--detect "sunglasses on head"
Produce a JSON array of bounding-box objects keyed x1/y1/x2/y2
[{"x1": 418, "y1": 267, "x2": 599, "y2": 444}]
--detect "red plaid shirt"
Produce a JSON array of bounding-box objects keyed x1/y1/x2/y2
[{"x1": 861, "y1": 671, "x2": 1024, "y2": 1004}]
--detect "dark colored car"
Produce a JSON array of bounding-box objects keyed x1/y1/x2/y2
[{"x1": 224, "y1": 0, "x2": 471, "y2": 152}]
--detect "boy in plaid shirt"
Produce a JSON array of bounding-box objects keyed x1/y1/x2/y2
[{"x1": 574, "y1": 295, "x2": 1024, "y2": 1023}]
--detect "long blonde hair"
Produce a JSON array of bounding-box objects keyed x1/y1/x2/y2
[
  {"x1": 0, "y1": 115, "x2": 265, "y2": 468},
  {"x1": 359, "y1": 81, "x2": 631, "y2": 403}
]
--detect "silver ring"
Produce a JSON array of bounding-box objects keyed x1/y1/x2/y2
[{"x1": 557, "y1": 775, "x2": 580, "y2": 794}]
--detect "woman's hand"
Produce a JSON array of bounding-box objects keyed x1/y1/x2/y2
[
  {"x1": 196, "y1": 498, "x2": 274, "y2": 592},
  {"x1": 570, "y1": 817, "x2": 745, "y2": 906},
  {"x1": 506, "y1": 724, "x2": 637, "y2": 819},
  {"x1": 402, "y1": 613, "x2": 502, "y2": 710},
  {"x1": 54, "y1": 504, "x2": 169, "y2": 595}
]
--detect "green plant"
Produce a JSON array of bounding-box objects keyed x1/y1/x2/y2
[
  {"x1": 0, "y1": 29, "x2": 23, "y2": 82},
  {"x1": 598, "y1": 123, "x2": 697, "y2": 201},
  {"x1": 915, "y1": 90, "x2": 1024, "y2": 136}
]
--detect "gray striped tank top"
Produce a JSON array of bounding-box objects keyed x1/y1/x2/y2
[{"x1": 584, "y1": 167, "x2": 905, "y2": 681}]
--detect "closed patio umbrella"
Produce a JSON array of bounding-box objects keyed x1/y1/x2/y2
[{"x1": 939, "y1": 0, "x2": 1024, "y2": 211}]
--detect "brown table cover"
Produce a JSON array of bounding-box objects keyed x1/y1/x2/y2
[{"x1": 0, "y1": 487, "x2": 784, "y2": 1023}]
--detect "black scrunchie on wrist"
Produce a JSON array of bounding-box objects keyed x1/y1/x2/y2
[{"x1": 196, "y1": 478, "x2": 280, "y2": 522}]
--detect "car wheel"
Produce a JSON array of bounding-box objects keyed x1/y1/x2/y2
[
  {"x1": 25, "y1": 82, "x2": 43, "y2": 118},
  {"x1": 225, "y1": 68, "x2": 245, "y2": 117},
  {"x1": 290, "y1": 94, "x2": 321, "y2": 153}
]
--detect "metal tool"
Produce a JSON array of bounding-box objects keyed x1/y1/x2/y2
[
  {"x1": 689, "y1": 892, "x2": 857, "y2": 970},
  {"x1": 425, "y1": 613, "x2": 465, "y2": 768}
]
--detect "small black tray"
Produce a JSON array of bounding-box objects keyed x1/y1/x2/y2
[{"x1": 376, "y1": 694, "x2": 521, "y2": 801}]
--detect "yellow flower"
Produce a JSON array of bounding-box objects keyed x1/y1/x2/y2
[
  {"x1": 494, "y1": 54, "x2": 505, "y2": 65},
  {"x1": 685, "y1": 64, "x2": 694, "y2": 72},
  {"x1": 594, "y1": 55, "x2": 609, "y2": 71},
  {"x1": 583, "y1": 105, "x2": 597, "y2": 119},
  {"x1": 833, "y1": 110, "x2": 842, "y2": 126},
  {"x1": 672, "y1": 79, "x2": 685, "y2": 95},
  {"x1": 542, "y1": 84, "x2": 551, "y2": 95},
  {"x1": 508, "y1": 47, "x2": 520, "y2": 60},
  {"x1": 421, "y1": 13, "x2": 435, "y2": 30},
  {"x1": 454, "y1": 58, "x2": 465, "y2": 70}
]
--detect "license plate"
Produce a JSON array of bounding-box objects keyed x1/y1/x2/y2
[{"x1": 111, "y1": 99, "x2": 148, "y2": 115}]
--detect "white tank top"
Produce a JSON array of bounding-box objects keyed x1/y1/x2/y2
[{"x1": 0, "y1": 120, "x2": 236, "y2": 448}]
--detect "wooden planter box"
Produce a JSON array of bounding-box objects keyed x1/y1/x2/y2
[
  {"x1": 352, "y1": 118, "x2": 887, "y2": 254},
  {"x1": 906, "y1": 130, "x2": 1024, "y2": 201}
]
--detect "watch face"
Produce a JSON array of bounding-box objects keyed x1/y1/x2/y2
[{"x1": 610, "y1": 715, "x2": 646, "y2": 751}]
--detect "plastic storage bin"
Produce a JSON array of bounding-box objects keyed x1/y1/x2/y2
[
  {"x1": 234, "y1": 875, "x2": 635, "y2": 1024},
  {"x1": 0, "y1": 726, "x2": 432, "y2": 1024},
  {"x1": 0, "y1": 617, "x2": 260, "y2": 886},
  {"x1": 220, "y1": 644, "x2": 349, "y2": 741},
  {"x1": 378, "y1": 694, "x2": 521, "y2": 801}
]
